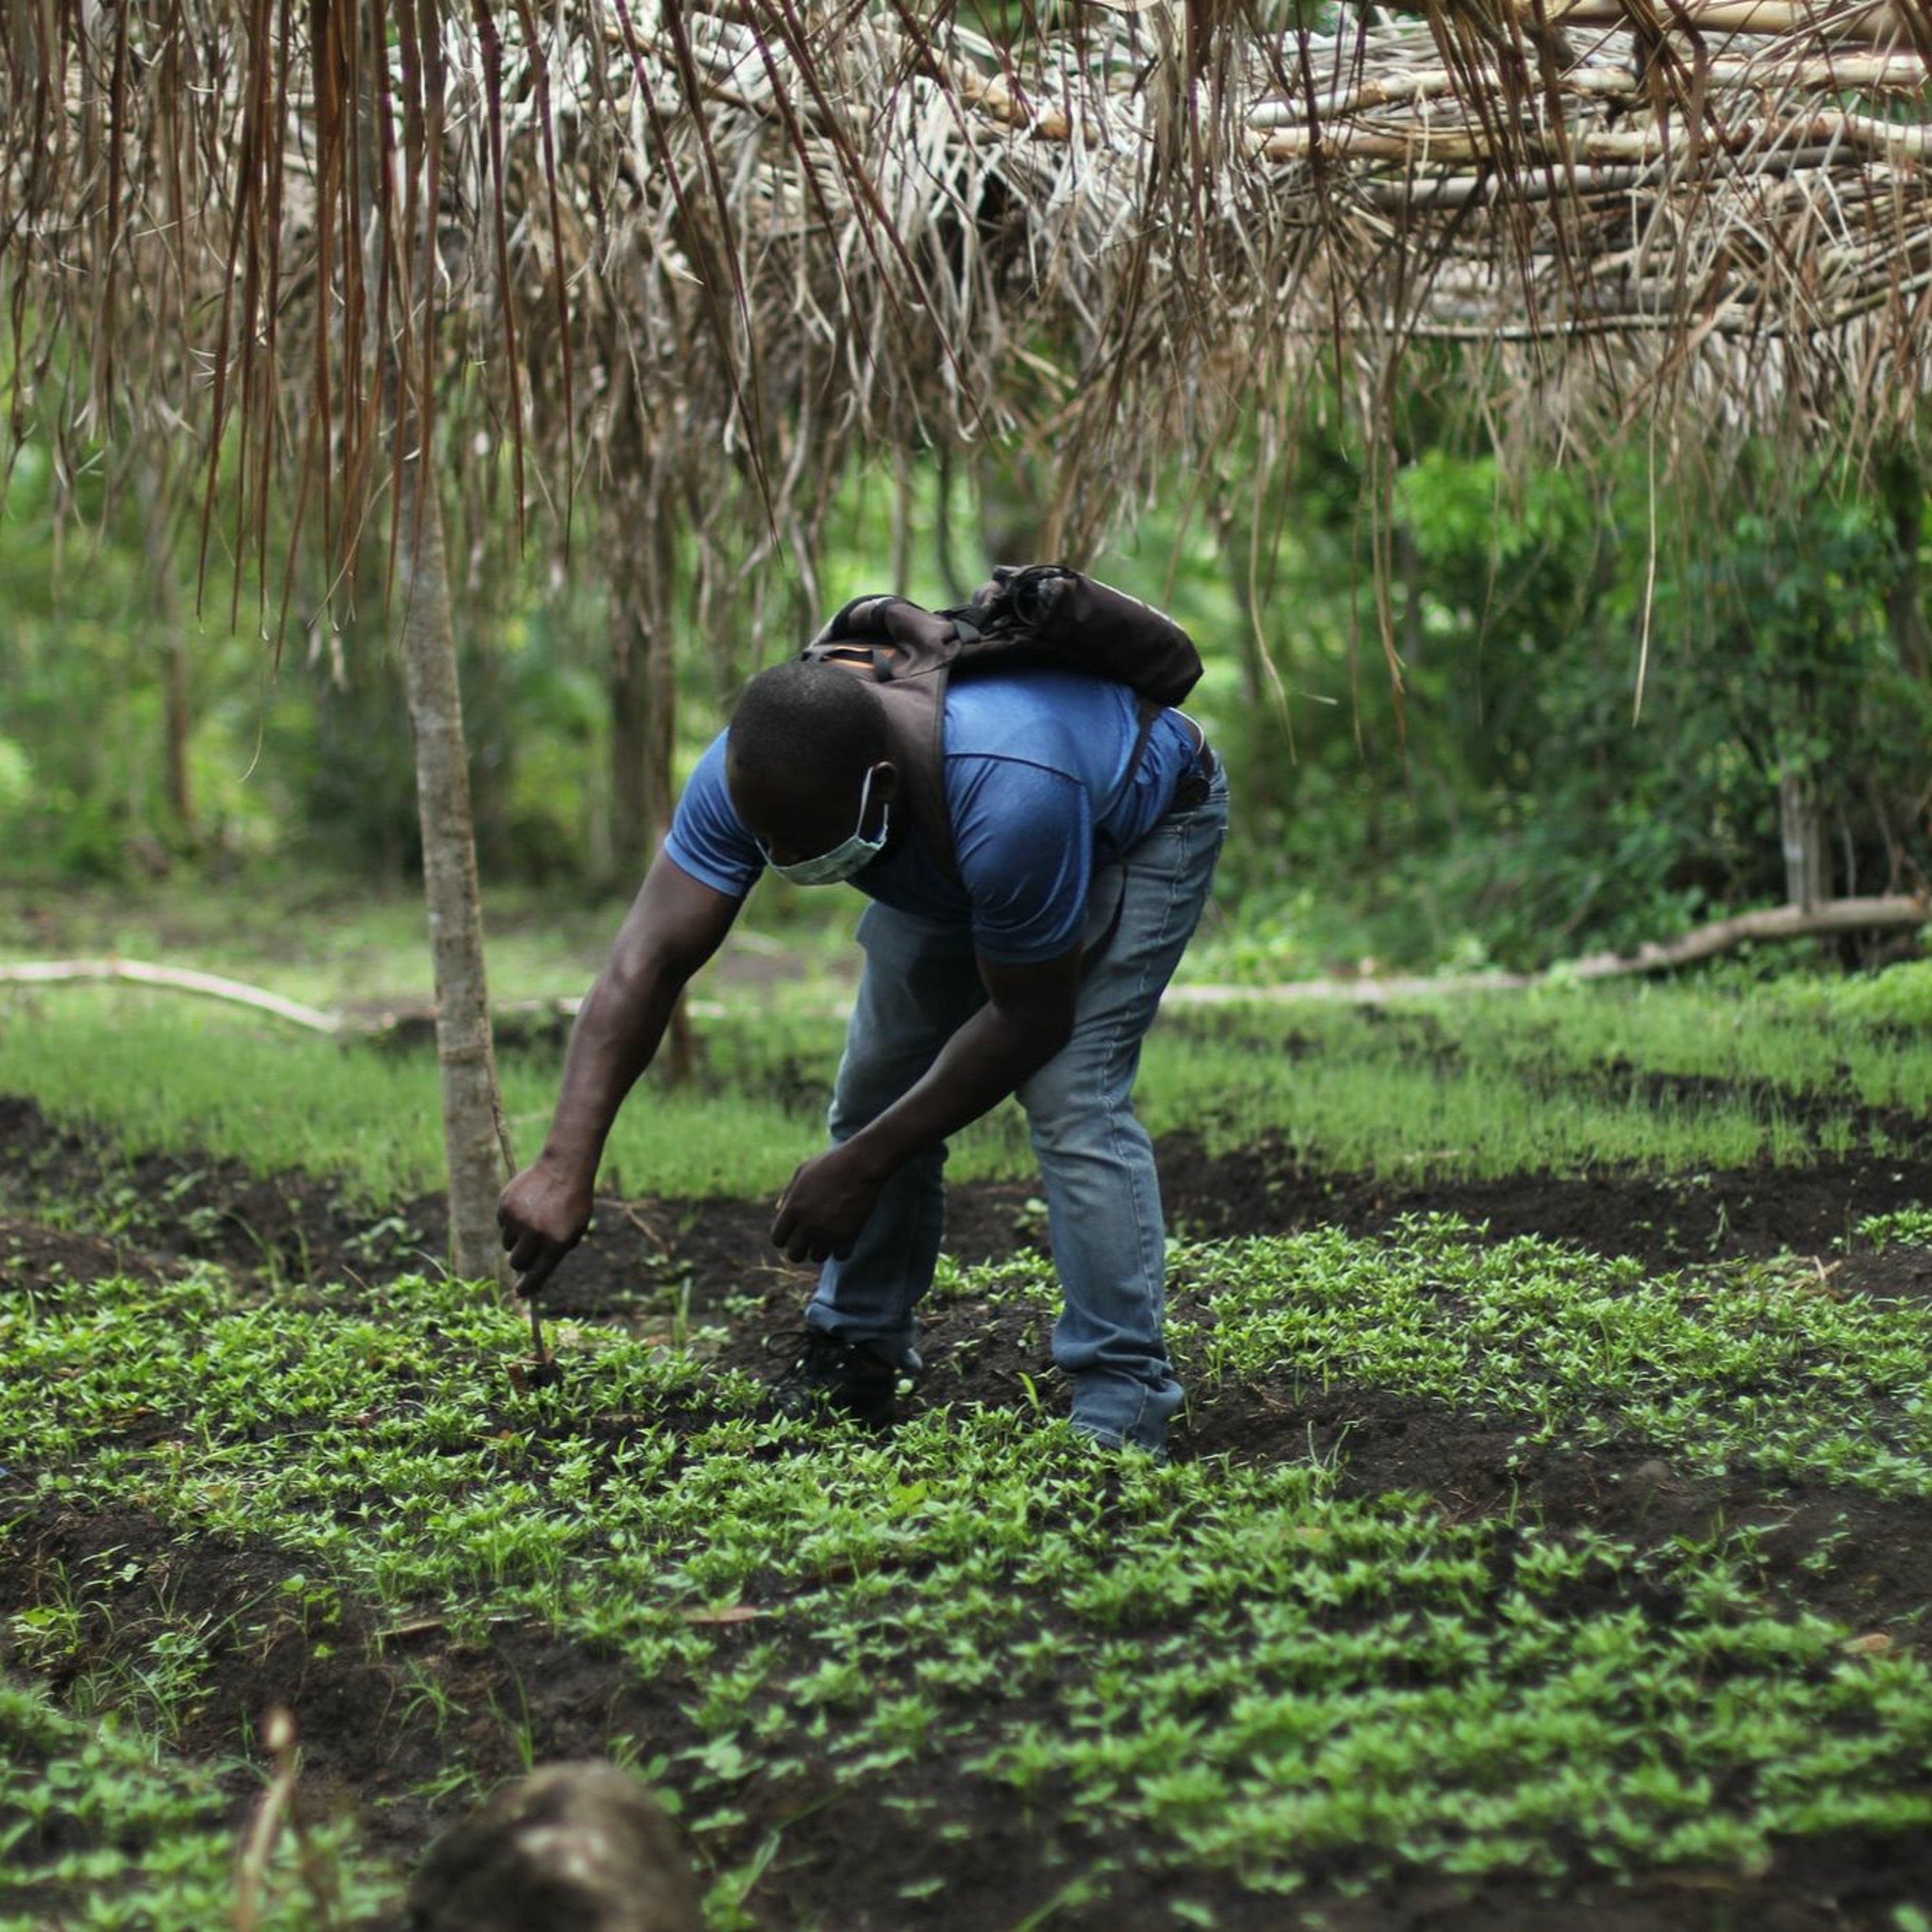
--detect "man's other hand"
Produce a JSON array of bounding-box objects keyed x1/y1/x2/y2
[
  {"x1": 771, "y1": 1144, "x2": 883, "y2": 1266},
  {"x1": 497, "y1": 1160, "x2": 595, "y2": 1296}
]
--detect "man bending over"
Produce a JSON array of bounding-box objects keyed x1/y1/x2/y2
[{"x1": 497, "y1": 595, "x2": 1226, "y2": 1457}]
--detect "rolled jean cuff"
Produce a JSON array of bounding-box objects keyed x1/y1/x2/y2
[{"x1": 1070, "y1": 1367, "x2": 1183, "y2": 1454}]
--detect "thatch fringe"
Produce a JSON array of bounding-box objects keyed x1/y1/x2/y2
[{"x1": 3, "y1": 0, "x2": 1928, "y2": 585}]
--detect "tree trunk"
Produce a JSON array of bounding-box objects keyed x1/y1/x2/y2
[
  {"x1": 639, "y1": 529, "x2": 679, "y2": 867},
  {"x1": 1779, "y1": 768, "x2": 1829, "y2": 911},
  {"x1": 137, "y1": 464, "x2": 195, "y2": 839},
  {"x1": 606, "y1": 512, "x2": 682, "y2": 886},
  {"x1": 607, "y1": 617, "x2": 654, "y2": 887},
  {"x1": 1882, "y1": 446, "x2": 1931, "y2": 686},
  {"x1": 975, "y1": 449, "x2": 1046, "y2": 569},
  {"x1": 397, "y1": 454, "x2": 511, "y2": 1283},
  {"x1": 162, "y1": 634, "x2": 194, "y2": 838},
  {"x1": 1394, "y1": 520, "x2": 1425, "y2": 674},
  {"x1": 352, "y1": 0, "x2": 510, "y2": 1281},
  {"x1": 1877, "y1": 448, "x2": 1931, "y2": 891},
  {"x1": 607, "y1": 507, "x2": 695, "y2": 1081},
  {"x1": 1215, "y1": 490, "x2": 1289, "y2": 819}
]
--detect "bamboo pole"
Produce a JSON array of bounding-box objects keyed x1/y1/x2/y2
[
  {"x1": 1242, "y1": 52, "x2": 1932, "y2": 124},
  {"x1": 1252, "y1": 113, "x2": 1931, "y2": 164},
  {"x1": 1372, "y1": 0, "x2": 1917, "y2": 43}
]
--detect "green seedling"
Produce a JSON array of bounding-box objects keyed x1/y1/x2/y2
[
  {"x1": 12, "y1": 959, "x2": 1932, "y2": 1928},
  {"x1": 15, "y1": 1256, "x2": 1932, "y2": 1923}
]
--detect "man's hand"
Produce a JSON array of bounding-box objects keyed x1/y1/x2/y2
[
  {"x1": 769, "y1": 944, "x2": 1082, "y2": 1269},
  {"x1": 771, "y1": 1142, "x2": 884, "y2": 1265},
  {"x1": 497, "y1": 1159, "x2": 595, "y2": 1296}
]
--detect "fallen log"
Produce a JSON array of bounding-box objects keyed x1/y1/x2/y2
[
  {"x1": 0, "y1": 958, "x2": 600, "y2": 1045},
  {"x1": 3, "y1": 893, "x2": 1923, "y2": 1031},
  {"x1": 1562, "y1": 893, "x2": 1930, "y2": 980},
  {"x1": 0, "y1": 958, "x2": 343, "y2": 1033},
  {"x1": 1173, "y1": 893, "x2": 1929, "y2": 1003}
]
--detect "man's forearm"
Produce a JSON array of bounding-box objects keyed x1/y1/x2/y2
[
  {"x1": 844, "y1": 999, "x2": 1071, "y2": 1179},
  {"x1": 502, "y1": 857, "x2": 741, "y2": 1286},
  {"x1": 767, "y1": 942, "x2": 1080, "y2": 1267},
  {"x1": 529, "y1": 855, "x2": 742, "y2": 1181},
  {"x1": 538, "y1": 960, "x2": 685, "y2": 1174}
]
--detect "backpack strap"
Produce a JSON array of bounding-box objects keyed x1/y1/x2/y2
[
  {"x1": 871, "y1": 675, "x2": 957, "y2": 881},
  {"x1": 802, "y1": 598, "x2": 962, "y2": 880}
]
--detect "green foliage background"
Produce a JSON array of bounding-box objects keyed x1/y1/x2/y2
[{"x1": 3, "y1": 413, "x2": 1927, "y2": 975}]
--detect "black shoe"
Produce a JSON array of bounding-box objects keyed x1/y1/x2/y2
[{"x1": 769, "y1": 1331, "x2": 908, "y2": 1429}]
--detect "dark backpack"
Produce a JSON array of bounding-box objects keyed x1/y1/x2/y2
[{"x1": 800, "y1": 564, "x2": 1204, "y2": 880}]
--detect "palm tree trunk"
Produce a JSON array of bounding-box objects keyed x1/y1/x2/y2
[
  {"x1": 162, "y1": 634, "x2": 194, "y2": 838},
  {"x1": 137, "y1": 464, "x2": 195, "y2": 839},
  {"x1": 397, "y1": 453, "x2": 511, "y2": 1282},
  {"x1": 607, "y1": 614, "x2": 654, "y2": 886}
]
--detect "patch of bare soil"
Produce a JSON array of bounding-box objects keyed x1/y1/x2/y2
[
  {"x1": 1156, "y1": 1131, "x2": 1932, "y2": 1280},
  {"x1": 6, "y1": 1092, "x2": 1932, "y2": 1929},
  {"x1": 0, "y1": 1216, "x2": 187, "y2": 1301},
  {"x1": 8, "y1": 1095, "x2": 1929, "y2": 1308}
]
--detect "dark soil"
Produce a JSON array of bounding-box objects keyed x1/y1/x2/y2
[{"x1": 5, "y1": 1092, "x2": 1932, "y2": 1930}]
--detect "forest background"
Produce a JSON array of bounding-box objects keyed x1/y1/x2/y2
[{"x1": 5, "y1": 408, "x2": 1929, "y2": 983}]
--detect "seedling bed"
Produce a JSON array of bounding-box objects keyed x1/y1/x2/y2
[{"x1": 6, "y1": 1096, "x2": 1932, "y2": 1930}]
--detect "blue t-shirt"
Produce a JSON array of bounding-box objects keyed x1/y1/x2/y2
[{"x1": 663, "y1": 668, "x2": 1200, "y2": 962}]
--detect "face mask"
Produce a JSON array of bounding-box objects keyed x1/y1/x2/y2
[{"x1": 761, "y1": 767, "x2": 889, "y2": 886}]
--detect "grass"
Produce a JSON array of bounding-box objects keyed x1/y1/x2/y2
[
  {"x1": 0, "y1": 990, "x2": 821, "y2": 1203},
  {"x1": 0, "y1": 875, "x2": 862, "y2": 1012},
  {"x1": 0, "y1": 875, "x2": 635, "y2": 1007},
  {"x1": 5, "y1": 961, "x2": 1929, "y2": 1208},
  {"x1": 6, "y1": 886, "x2": 1932, "y2": 1927},
  {"x1": 7, "y1": 1231, "x2": 1932, "y2": 1926},
  {"x1": 1157, "y1": 974, "x2": 1932, "y2": 1166}
]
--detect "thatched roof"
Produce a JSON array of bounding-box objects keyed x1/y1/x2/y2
[{"x1": 4, "y1": 0, "x2": 1929, "y2": 580}]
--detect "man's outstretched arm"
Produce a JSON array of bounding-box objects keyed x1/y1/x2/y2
[
  {"x1": 498, "y1": 853, "x2": 743, "y2": 1291},
  {"x1": 770, "y1": 943, "x2": 1083, "y2": 1265}
]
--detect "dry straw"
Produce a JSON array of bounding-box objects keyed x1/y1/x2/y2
[{"x1": 3, "y1": 0, "x2": 1928, "y2": 576}]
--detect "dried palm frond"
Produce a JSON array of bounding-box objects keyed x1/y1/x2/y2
[{"x1": 3, "y1": 0, "x2": 1927, "y2": 601}]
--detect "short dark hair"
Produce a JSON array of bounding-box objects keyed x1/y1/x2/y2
[{"x1": 726, "y1": 660, "x2": 887, "y2": 801}]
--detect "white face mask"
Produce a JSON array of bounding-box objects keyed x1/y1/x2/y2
[{"x1": 761, "y1": 767, "x2": 889, "y2": 886}]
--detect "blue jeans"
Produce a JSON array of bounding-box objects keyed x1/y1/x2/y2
[{"x1": 805, "y1": 757, "x2": 1229, "y2": 1452}]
